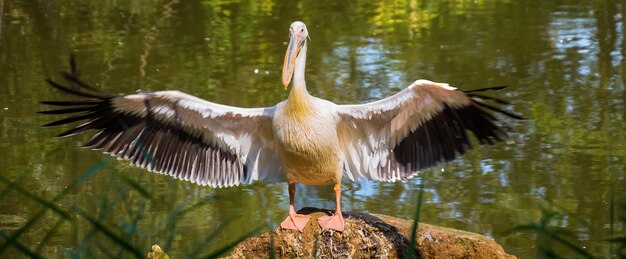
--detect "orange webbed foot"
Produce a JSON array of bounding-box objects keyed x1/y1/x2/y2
[
  {"x1": 280, "y1": 213, "x2": 311, "y2": 232},
  {"x1": 318, "y1": 212, "x2": 345, "y2": 232}
]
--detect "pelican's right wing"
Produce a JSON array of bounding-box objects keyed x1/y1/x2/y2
[{"x1": 41, "y1": 61, "x2": 283, "y2": 187}]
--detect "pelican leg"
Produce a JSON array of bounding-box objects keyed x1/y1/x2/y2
[
  {"x1": 318, "y1": 183, "x2": 345, "y2": 231},
  {"x1": 280, "y1": 183, "x2": 311, "y2": 232}
]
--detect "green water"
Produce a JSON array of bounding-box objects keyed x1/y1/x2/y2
[{"x1": 1, "y1": 0, "x2": 625, "y2": 257}]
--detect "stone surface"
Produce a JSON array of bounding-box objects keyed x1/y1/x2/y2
[{"x1": 227, "y1": 208, "x2": 515, "y2": 258}]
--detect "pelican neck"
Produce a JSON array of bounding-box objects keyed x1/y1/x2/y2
[{"x1": 292, "y1": 42, "x2": 307, "y2": 92}]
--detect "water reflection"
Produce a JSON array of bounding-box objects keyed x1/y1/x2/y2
[{"x1": 1, "y1": 0, "x2": 625, "y2": 258}]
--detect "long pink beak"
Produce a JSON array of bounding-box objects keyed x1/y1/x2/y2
[{"x1": 282, "y1": 34, "x2": 304, "y2": 90}]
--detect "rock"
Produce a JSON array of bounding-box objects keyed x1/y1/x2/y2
[{"x1": 227, "y1": 207, "x2": 515, "y2": 258}]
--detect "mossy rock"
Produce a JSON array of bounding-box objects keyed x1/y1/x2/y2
[{"x1": 227, "y1": 207, "x2": 515, "y2": 258}]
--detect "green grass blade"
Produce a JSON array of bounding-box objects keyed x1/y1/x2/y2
[
  {"x1": 174, "y1": 195, "x2": 216, "y2": 218},
  {"x1": 505, "y1": 211, "x2": 593, "y2": 258},
  {"x1": 73, "y1": 207, "x2": 144, "y2": 259},
  {"x1": 269, "y1": 221, "x2": 275, "y2": 259},
  {"x1": 407, "y1": 176, "x2": 426, "y2": 258},
  {"x1": 0, "y1": 175, "x2": 70, "y2": 219},
  {"x1": 76, "y1": 185, "x2": 132, "y2": 256},
  {"x1": 115, "y1": 172, "x2": 153, "y2": 198},
  {"x1": 0, "y1": 230, "x2": 44, "y2": 259},
  {"x1": 95, "y1": 240, "x2": 117, "y2": 258},
  {"x1": 77, "y1": 157, "x2": 114, "y2": 185},
  {"x1": 0, "y1": 176, "x2": 72, "y2": 255},
  {"x1": 610, "y1": 182, "x2": 615, "y2": 255},
  {"x1": 162, "y1": 195, "x2": 216, "y2": 249},
  {"x1": 538, "y1": 228, "x2": 593, "y2": 258},
  {"x1": 502, "y1": 224, "x2": 539, "y2": 236},
  {"x1": 0, "y1": 171, "x2": 30, "y2": 197},
  {"x1": 200, "y1": 225, "x2": 263, "y2": 259},
  {"x1": 34, "y1": 217, "x2": 66, "y2": 254},
  {"x1": 189, "y1": 217, "x2": 236, "y2": 257},
  {"x1": 0, "y1": 156, "x2": 110, "y2": 255},
  {"x1": 540, "y1": 195, "x2": 589, "y2": 226}
]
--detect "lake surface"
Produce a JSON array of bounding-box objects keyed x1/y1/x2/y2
[{"x1": 1, "y1": 1, "x2": 625, "y2": 258}]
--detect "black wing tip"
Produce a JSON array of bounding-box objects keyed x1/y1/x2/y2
[
  {"x1": 42, "y1": 121, "x2": 63, "y2": 127},
  {"x1": 54, "y1": 133, "x2": 75, "y2": 138},
  {"x1": 390, "y1": 84, "x2": 524, "y2": 177},
  {"x1": 40, "y1": 100, "x2": 107, "y2": 106},
  {"x1": 44, "y1": 55, "x2": 112, "y2": 99},
  {"x1": 37, "y1": 106, "x2": 99, "y2": 115},
  {"x1": 462, "y1": 85, "x2": 509, "y2": 93},
  {"x1": 468, "y1": 93, "x2": 511, "y2": 105},
  {"x1": 55, "y1": 130, "x2": 79, "y2": 138},
  {"x1": 471, "y1": 99, "x2": 526, "y2": 120},
  {"x1": 40, "y1": 56, "x2": 117, "y2": 134},
  {"x1": 42, "y1": 118, "x2": 76, "y2": 127},
  {"x1": 462, "y1": 85, "x2": 526, "y2": 120},
  {"x1": 37, "y1": 110, "x2": 55, "y2": 115}
]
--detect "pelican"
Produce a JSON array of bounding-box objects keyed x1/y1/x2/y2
[{"x1": 41, "y1": 21, "x2": 522, "y2": 232}]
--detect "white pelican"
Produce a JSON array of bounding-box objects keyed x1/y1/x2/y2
[{"x1": 41, "y1": 21, "x2": 522, "y2": 232}]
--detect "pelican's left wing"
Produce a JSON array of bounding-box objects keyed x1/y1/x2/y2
[
  {"x1": 41, "y1": 61, "x2": 283, "y2": 187},
  {"x1": 336, "y1": 80, "x2": 523, "y2": 182}
]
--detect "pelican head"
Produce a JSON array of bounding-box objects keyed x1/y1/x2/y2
[{"x1": 282, "y1": 21, "x2": 309, "y2": 89}]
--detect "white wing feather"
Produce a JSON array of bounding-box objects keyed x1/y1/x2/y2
[
  {"x1": 43, "y1": 77, "x2": 285, "y2": 187},
  {"x1": 336, "y1": 79, "x2": 509, "y2": 182},
  {"x1": 113, "y1": 90, "x2": 285, "y2": 186}
]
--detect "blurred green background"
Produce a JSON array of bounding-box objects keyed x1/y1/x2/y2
[{"x1": 1, "y1": 0, "x2": 625, "y2": 257}]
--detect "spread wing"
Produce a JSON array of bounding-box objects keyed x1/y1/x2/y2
[
  {"x1": 41, "y1": 61, "x2": 283, "y2": 187},
  {"x1": 336, "y1": 79, "x2": 523, "y2": 182}
]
